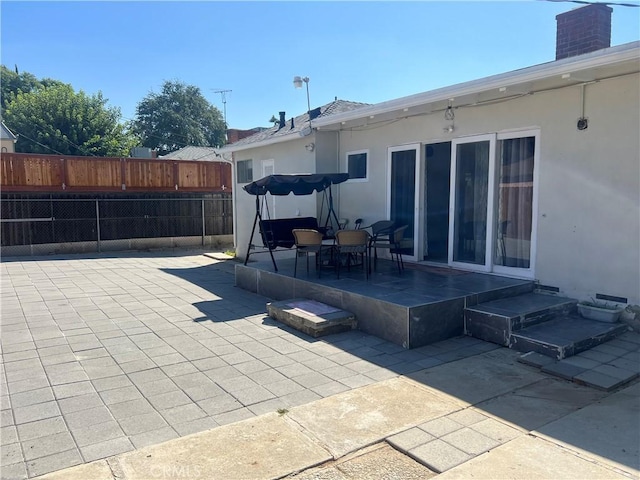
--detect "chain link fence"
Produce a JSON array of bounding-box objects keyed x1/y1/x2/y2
[{"x1": 1, "y1": 194, "x2": 233, "y2": 255}]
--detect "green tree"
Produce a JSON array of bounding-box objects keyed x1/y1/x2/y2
[
  {"x1": 133, "y1": 80, "x2": 225, "y2": 155},
  {"x1": 4, "y1": 82, "x2": 137, "y2": 156},
  {"x1": 1, "y1": 65, "x2": 62, "y2": 111}
]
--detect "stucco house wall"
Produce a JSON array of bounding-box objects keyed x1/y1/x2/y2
[
  {"x1": 225, "y1": 39, "x2": 638, "y2": 307},
  {"x1": 331, "y1": 72, "x2": 639, "y2": 304},
  {"x1": 233, "y1": 136, "x2": 320, "y2": 259}
]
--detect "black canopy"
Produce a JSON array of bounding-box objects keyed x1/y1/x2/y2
[{"x1": 243, "y1": 173, "x2": 349, "y2": 196}]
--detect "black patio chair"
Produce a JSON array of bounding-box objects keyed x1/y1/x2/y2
[
  {"x1": 369, "y1": 224, "x2": 409, "y2": 274},
  {"x1": 363, "y1": 220, "x2": 395, "y2": 265}
]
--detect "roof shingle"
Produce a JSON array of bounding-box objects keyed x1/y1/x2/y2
[{"x1": 224, "y1": 99, "x2": 369, "y2": 149}]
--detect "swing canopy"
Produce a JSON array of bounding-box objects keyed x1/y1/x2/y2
[
  {"x1": 242, "y1": 173, "x2": 349, "y2": 271},
  {"x1": 243, "y1": 173, "x2": 349, "y2": 196}
]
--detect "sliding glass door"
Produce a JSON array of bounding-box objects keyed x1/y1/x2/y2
[
  {"x1": 448, "y1": 132, "x2": 537, "y2": 278},
  {"x1": 449, "y1": 134, "x2": 496, "y2": 272},
  {"x1": 388, "y1": 144, "x2": 420, "y2": 261},
  {"x1": 493, "y1": 132, "x2": 538, "y2": 277},
  {"x1": 424, "y1": 142, "x2": 451, "y2": 263}
]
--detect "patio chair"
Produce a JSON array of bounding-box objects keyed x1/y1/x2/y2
[
  {"x1": 292, "y1": 229, "x2": 326, "y2": 278},
  {"x1": 363, "y1": 220, "x2": 396, "y2": 264},
  {"x1": 335, "y1": 229, "x2": 370, "y2": 279},
  {"x1": 369, "y1": 224, "x2": 409, "y2": 274}
]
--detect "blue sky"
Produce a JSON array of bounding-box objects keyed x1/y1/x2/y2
[{"x1": 2, "y1": 1, "x2": 639, "y2": 130}]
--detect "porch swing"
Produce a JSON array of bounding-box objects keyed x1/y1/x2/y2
[{"x1": 243, "y1": 173, "x2": 349, "y2": 271}]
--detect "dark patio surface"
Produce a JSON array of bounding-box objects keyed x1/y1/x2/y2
[
  {"x1": 241, "y1": 255, "x2": 533, "y2": 306},
  {"x1": 236, "y1": 255, "x2": 535, "y2": 348}
]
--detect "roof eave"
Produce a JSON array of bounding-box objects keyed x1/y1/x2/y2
[
  {"x1": 313, "y1": 41, "x2": 640, "y2": 128},
  {"x1": 219, "y1": 130, "x2": 309, "y2": 154}
]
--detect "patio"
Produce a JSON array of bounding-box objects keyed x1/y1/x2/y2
[
  {"x1": 236, "y1": 255, "x2": 535, "y2": 348},
  {"x1": 2, "y1": 250, "x2": 638, "y2": 479},
  {"x1": 0, "y1": 250, "x2": 502, "y2": 478}
]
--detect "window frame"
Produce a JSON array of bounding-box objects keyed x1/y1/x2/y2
[
  {"x1": 345, "y1": 149, "x2": 369, "y2": 182},
  {"x1": 236, "y1": 159, "x2": 253, "y2": 184}
]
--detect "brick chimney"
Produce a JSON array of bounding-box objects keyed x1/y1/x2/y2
[
  {"x1": 556, "y1": 4, "x2": 612, "y2": 60},
  {"x1": 226, "y1": 128, "x2": 264, "y2": 144}
]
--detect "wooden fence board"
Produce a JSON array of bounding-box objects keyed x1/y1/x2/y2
[
  {"x1": 125, "y1": 159, "x2": 175, "y2": 189},
  {"x1": 178, "y1": 163, "x2": 202, "y2": 188},
  {"x1": 0, "y1": 153, "x2": 232, "y2": 192},
  {"x1": 1, "y1": 155, "x2": 64, "y2": 187},
  {"x1": 66, "y1": 158, "x2": 121, "y2": 188}
]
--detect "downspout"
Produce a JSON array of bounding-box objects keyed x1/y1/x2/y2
[
  {"x1": 217, "y1": 152, "x2": 237, "y2": 253},
  {"x1": 230, "y1": 155, "x2": 238, "y2": 253},
  {"x1": 336, "y1": 130, "x2": 341, "y2": 223}
]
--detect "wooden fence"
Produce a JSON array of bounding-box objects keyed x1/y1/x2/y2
[
  {"x1": 1, "y1": 193, "x2": 233, "y2": 249},
  {"x1": 1, "y1": 153, "x2": 232, "y2": 193}
]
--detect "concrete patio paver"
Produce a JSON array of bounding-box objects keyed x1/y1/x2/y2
[
  {"x1": 287, "y1": 377, "x2": 465, "y2": 458},
  {"x1": 535, "y1": 381, "x2": 640, "y2": 473},
  {"x1": 436, "y1": 435, "x2": 632, "y2": 479},
  {"x1": 1, "y1": 251, "x2": 499, "y2": 478},
  {"x1": 1, "y1": 250, "x2": 639, "y2": 480},
  {"x1": 118, "y1": 412, "x2": 332, "y2": 480}
]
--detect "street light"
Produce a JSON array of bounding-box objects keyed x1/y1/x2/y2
[{"x1": 293, "y1": 76, "x2": 311, "y2": 124}]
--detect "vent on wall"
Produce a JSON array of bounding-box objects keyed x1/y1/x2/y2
[
  {"x1": 596, "y1": 293, "x2": 628, "y2": 304},
  {"x1": 536, "y1": 284, "x2": 560, "y2": 293}
]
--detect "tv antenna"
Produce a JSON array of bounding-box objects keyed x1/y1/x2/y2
[{"x1": 213, "y1": 89, "x2": 232, "y2": 128}]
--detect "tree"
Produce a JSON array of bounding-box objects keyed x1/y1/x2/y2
[
  {"x1": 1, "y1": 65, "x2": 63, "y2": 111},
  {"x1": 3, "y1": 82, "x2": 137, "y2": 156},
  {"x1": 133, "y1": 80, "x2": 226, "y2": 155}
]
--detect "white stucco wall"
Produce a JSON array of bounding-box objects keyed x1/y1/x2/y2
[
  {"x1": 330, "y1": 73, "x2": 640, "y2": 304},
  {"x1": 233, "y1": 136, "x2": 320, "y2": 259}
]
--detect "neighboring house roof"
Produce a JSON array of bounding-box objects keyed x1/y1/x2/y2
[
  {"x1": 1, "y1": 122, "x2": 17, "y2": 141},
  {"x1": 220, "y1": 99, "x2": 370, "y2": 153},
  {"x1": 159, "y1": 146, "x2": 221, "y2": 161},
  {"x1": 314, "y1": 41, "x2": 640, "y2": 130}
]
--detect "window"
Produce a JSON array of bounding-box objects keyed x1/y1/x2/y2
[
  {"x1": 262, "y1": 159, "x2": 274, "y2": 178},
  {"x1": 346, "y1": 150, "x2": 368, "y2": 181},
  {"x1": 237, "y1": 159, "x2": 253, "y2": 183}
]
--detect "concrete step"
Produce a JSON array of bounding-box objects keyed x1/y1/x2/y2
[
  {"x1": 510, "y1": 314, "x2": 628, "y2": 359},
  {"x1": 267, "y1": 298, "x2": 356, "y2": 338},
  {"x1": 465, "y1": 293, "x2": 577, "y2": 346}
]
